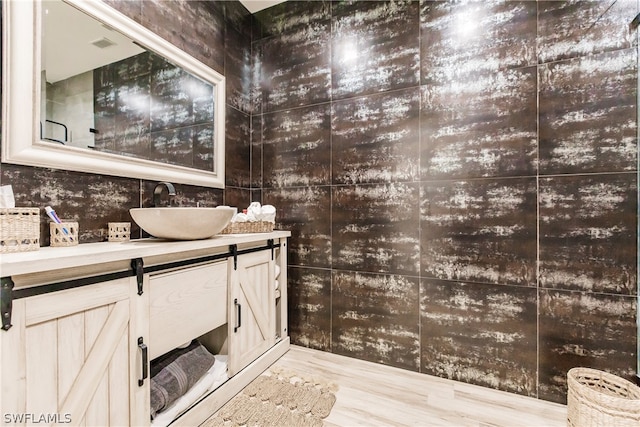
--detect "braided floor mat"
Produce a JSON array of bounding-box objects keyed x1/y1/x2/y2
[{"x1": 202, "y1": 367, "x2": 337, "y2": 427}]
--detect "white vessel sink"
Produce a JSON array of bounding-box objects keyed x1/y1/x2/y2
[{"x1": 130, "y1": 207, "x2": 235, "y2": 240}]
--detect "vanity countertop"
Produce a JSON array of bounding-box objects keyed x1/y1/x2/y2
[{"x1": 1, "y1": 231, "x2": 290, "y2": 278}]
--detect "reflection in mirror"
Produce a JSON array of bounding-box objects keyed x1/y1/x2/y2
[
  {"x1": 41, "y1": 0, "x2": 217, "y2": 172},
  {"x1": 2, "y1": 0, "x2": 225, "y2": 188}
]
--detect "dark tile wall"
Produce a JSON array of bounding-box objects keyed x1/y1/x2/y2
[
  {"x1": 254, "y1": 0, "x2": 639, "y2": 404},
  {"x1": 94, "y1": 52, "x2": 217, "y2": 171},
  {"x1": 2, "y1": 0, "x2": 638, "y2": 407},
  {"x1": 0, "y1": 0, "x2": 253, "y2": 243}
]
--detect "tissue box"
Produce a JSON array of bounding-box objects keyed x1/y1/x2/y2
[{"x1": 0, "y1": 208, "x2": 40, "y2": 253}]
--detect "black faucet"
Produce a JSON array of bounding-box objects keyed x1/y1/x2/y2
[{"x1": 153, "y1": 182, "x2": 176, "y2": 207}]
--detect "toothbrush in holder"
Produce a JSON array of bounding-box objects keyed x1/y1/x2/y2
[{"x1": 45, "y1": 206, "x2": 73, "y2": 241}]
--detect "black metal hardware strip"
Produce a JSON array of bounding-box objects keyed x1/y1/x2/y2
[
  {"x1": 12, "y1": 270, "x2": 134, "y2": 301},
  {"x1": 268, "y1": 239, "x2": 274, "y2": 260},
  {"x1": 237, "y1": 242, "x2": 278, "y2": 256},
  {"x1": 0, "y1": 241, "x2": 282, "y2": 331},
  {"x1": 143, "y1": 250, "x2": 234, "y2": 275},
  {"x1": 231, "y1": 239, "x2": 280, "y2": 270},
  {"x1": 132, "y1": 258, "x2": 144, "y2": 295},
  {"x1": 230, "y1": 244, "x2": 238, "y2": 270},
  {"x1": 1, "y1": 277, "x2": 15, "y2": 331},
  {"x1": 2, "y1": 241, "x2": 281, "y2": 302}
]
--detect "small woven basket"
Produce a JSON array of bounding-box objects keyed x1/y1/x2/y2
[
  {"x1": 220, "y1": 221, "x2": 274, "y2": 234},
  {"x1": 108, "y1": 222, "x2": 131, "y2": 242},
  {"x1": 567, "y1": 367, "x2": 640, "y2": 427},
  {"x1": 0, "y1": 208, "x2": 40, "y2": 253},
  {"x1": 50, "y1": 221, "x2": 79, "y2": 247}
]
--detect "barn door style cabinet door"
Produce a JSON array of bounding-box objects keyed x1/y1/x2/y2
[
  {"x1": 227, "y1": 249, "x2": 276, "y2": 377},
  {"x1": 0, "y1": 277, "x2": 150, "y2": 426}
]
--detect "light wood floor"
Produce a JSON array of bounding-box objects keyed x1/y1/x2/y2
[{"x1": 272, "y1": 345, "x2": 567, "y2": 427}]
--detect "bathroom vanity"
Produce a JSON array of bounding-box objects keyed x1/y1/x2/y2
[{"x1": 0, "y1": 231, "x2": 290, "y2": 426}]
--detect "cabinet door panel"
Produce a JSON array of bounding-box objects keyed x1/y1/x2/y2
[
  {"x1": 109, "y1": 332, "x2": 131, "y2": 426},
  {"x1": 84, "y1": 306, "x2": 110, "y2": 426},
  {"x1": 228, "y1": 250, "x2": 275, "y2": 376},
  {"x1": 57, "y1": 312, "x2": 84, "y2": 410},
  {"x1": 16, "y1": 278, "x2": 141, "y2": 426},
  {"x1": 25, "y1": 281, "x2": 129, "y2": 327},
  {"x1": 25, "y1": 320, "x2": 58, "y2": 418}
]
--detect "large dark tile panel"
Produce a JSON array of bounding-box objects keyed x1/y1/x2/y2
[
  {"x1": 212, "y1": 0, "x2": 252, "y2": 40},
  {"x1": 420, "y1": 178, "x2": 537, "y2": 286},
  {"x1": 263, "y1": 104, "x2": 331, "y2": 188},
  {"x1": 93, "y1": 50, "x2": 219, "y2": 171},
  {"x1": 100, "y1": 0, "x2": 141, "y2": 23},
  {"x1": 93, "y1": 66, "x2": 117, "y2": 153},
  {"x1": 332, "y1": 88, "x2": 420, "y2": 185},
  {"x1": 224, "y1": 187, "x2": 251, "y2": 209},
  {"x1": 333, "y1": 183, "x2": 420, "y2": 275},
  {"x1": 253, "y1": 0, "x2": 331, "y2": 40},
  {"x1": 225, "y1": 25, "x2": 252, "y2": 114},
  {"x1": 148, "y1": 126, "x2": 186, "y2": 167},
  {"x1": 539, "y1": 49, "x2": 637, "y2": 175},
  {"x1": 192, "y1": 124, "x2": 215, "y2": 172},
  {"x1": 332, "y1": 1, "x2": 419, "y2": 100},
  {"x1": 420, "y1": 66, "x2": 537, "y2": 180},
  {"x1": 420, "y1": 0, "x2": 536, "y2": 85},
  {"x1": 263, "y1": 186, "x2": 331, "y2": 268},
  {"x1": 539, "y1": 174, "x2": 637, "y2": 295},
  {"x1": 150, "y1": 64, "x2": 205, "y2": 132},
  {"x1": 250, "y1": 41, "x2": 264, "y2": 115},
  {"x1": 421, "y1": 279, "x2": 537, "y2": 396},
  {"x1": 539, "y1": 289, "x2": 637, "y2": 404},
  {"x1": 333, "y1": 270, "x2": 420, "y2": 371},
  {"x1": 288, "y1": 266, "x2": 332, "y2": 351},
  {"x1": 538, "y1": 0, "x2": 638, "y2": 64},
  {"x1": 114, "y1": 74, "x2": 151, "y2": 158},
  {"x1": 1, "y1": 164, "x2": 139, "y2": 244},
  {"x1": 225, "y1": 106, "x2": 251, "y2": 188},
  {"x1": 250, "y1": 189, "x2": 263, "y2": 205},
  {"x1": 140, "y1": 0, "x2": 224, "y2": 75},
  {"x1": 251, "y1": 114, "x2": 263, "y2": 189},
  {"x1": 257, "y1": 21, "x2": 331, "y2": 112},
  {"x1": 141, "y1": 181, "x2": 223, "y2": 208}
]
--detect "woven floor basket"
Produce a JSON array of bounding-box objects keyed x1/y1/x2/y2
[{"x1": 567, "y1": 367, "x2": 640, "y2": 427}]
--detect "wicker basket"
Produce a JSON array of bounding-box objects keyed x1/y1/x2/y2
[
  {"x1": 0, "y1": 208, "x2": 40, "y2": 253},
  {"x1": 567, "y1": 367, "x2": 640, "y2": 427},
  {"x1": 108, "y1": 222, "x2": 131, "y2": 242},
  {"x1": 50, "y1": 221, "x2": 79, "y2": 247},
  {"x1": 220, "y1": 221, "x2": 274, "y2": 234}
]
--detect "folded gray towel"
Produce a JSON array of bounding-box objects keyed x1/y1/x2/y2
[{"x1": 150, "y1": 340, "x2": 216, "y2": 419}]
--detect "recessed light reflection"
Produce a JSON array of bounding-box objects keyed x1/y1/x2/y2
[
  {"x1": 336, "y1": 41, "x2": 360, "y2": 65},
  {"x1": 456, "y1": 10, "x2": 479, "y2": 39}
]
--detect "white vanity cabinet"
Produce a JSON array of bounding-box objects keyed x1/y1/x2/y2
[{"x1": 0, "y1": 231, "x2": 290, "y2": 426}]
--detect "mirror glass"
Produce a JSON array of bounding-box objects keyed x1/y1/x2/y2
[{"x1": 2, "y1": 0, "x2": 225, "y2": 188}]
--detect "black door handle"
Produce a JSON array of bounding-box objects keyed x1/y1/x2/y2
[
  {"x1": 138, "y1": 337, "x2": 148, "y2": 386},
  {"x1": 234, "y1": 298, "x2": 241, "y2": 332}
]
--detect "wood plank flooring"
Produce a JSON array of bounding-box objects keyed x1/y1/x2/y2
[{"x1": 272, "y1": 345, "x2": 567, "y2": 427}]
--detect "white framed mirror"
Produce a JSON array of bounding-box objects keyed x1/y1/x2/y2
[{"x1": 2, "y1": 0, "x2": 226, "y2": 188}]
